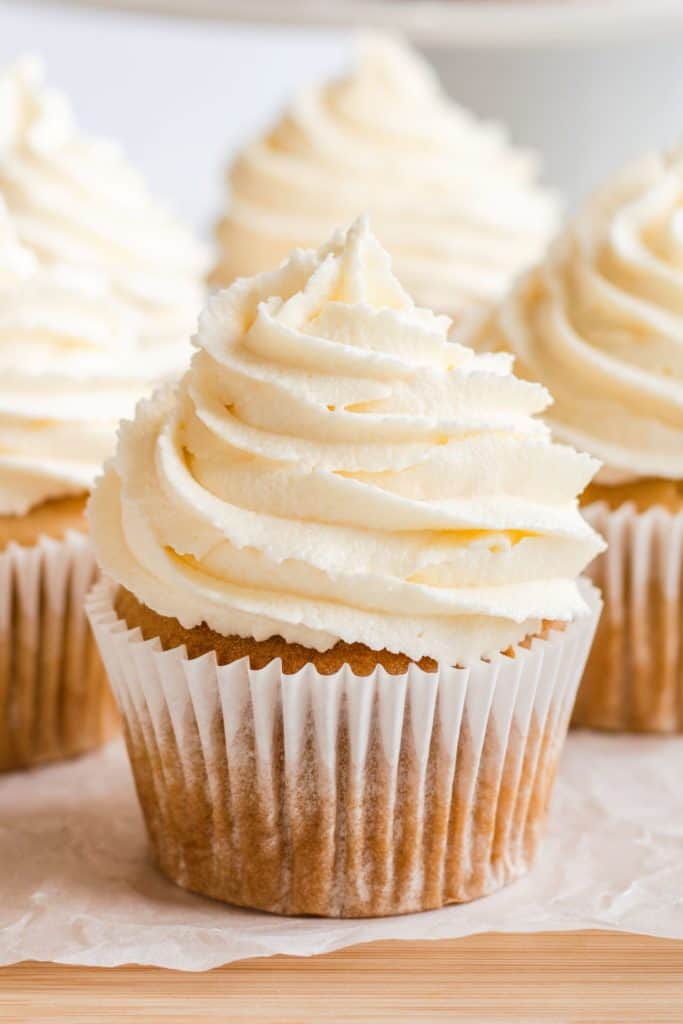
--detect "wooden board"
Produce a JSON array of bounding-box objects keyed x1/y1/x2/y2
[{"x1": 2, "y1": 931, "x2": 682, "y2": 1023}]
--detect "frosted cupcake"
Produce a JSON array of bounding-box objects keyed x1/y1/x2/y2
[
  {"x1": 463, "y1": 150, "x2": 683, "y2": 732},
  {"x1": 88, "y1": 219, "x2": 603, "y2": 916},
  {"x1": 0, "y1": 60, "x2": 207, "y2": 771},
  {"x1": 0, "y1": 205, "x2": 124, "y2": 768},
  {"x1": 212, "y1": 36, "x2": 559, "y2": 321}
]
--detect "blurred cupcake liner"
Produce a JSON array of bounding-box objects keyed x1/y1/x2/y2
[
  {"x1": 575, "y1": 502, "x2": 683, "y2": 733},
  {"x1": 0, "y1": 532, "x2": 119, "y2": 772},
  {"x1": 87, "y1": 578, "x2": 600, "y2": 918}
]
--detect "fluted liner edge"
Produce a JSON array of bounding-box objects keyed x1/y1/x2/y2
[{"x1": 87, "y1": 579, "x2": 600, "y2": 917}]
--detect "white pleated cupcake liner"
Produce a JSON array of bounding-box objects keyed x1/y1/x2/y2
[
  {"x1": 86, "y1": 578, "x2": 601, "y2": 918},
  {"x1": 0, "y1": 530, "x2": 118, "y2": 771},
  {"x1": 577, "y1": 501, "x2": 683, "y2": 732}
]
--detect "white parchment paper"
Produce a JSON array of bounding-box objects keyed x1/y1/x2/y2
[{"x1": 1, "y1": 732, "x2": 682, "y2": 970}]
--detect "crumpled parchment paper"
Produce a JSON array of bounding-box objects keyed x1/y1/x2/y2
[{"x1": 1, "y1": 732, "x2": 682, "y2": 970}]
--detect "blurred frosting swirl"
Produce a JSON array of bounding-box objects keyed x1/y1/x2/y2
[
  {"x1": 213, "y1": 36, "x2": 560, "y2": 319},
  {"x1": 0, "y1": 199, "x2": 179, "y2": 516},
  {"x1": 464, "y1": 150, "x2": 683, "y2": 483},
  {"x1": 0, "y1": 56, "x2": 207, "y2": 372},
  {"x1": 91, "y1": 218, "x2": 603, "y2": 664}
]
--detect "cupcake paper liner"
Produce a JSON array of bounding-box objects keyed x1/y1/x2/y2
[
  {"x1": 576, "y1": 502, "x2": 683, "y2": 733},
  {"x1": 86, "y1": 578, "x2": 601, "y2": 918},
  {"x1": 0, "y1": 531, "x2": 119, "y2": 772}
]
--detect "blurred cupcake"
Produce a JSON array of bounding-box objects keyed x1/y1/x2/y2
[
  {"x1": 0, "y1": 56, "x2": 207, "y2": 371},
  {"x1": 0, "y1": 59, "x2": 208, "y2": 771},
  {"x1": 87, "y1": 218, "x2": 603, "y2": 916},
  {"x1": 212, "y1": 35, "x2": 559, "y2": 321},
  {"x1": 462, "y1": 149, "x2": 683, "y2": 732}
]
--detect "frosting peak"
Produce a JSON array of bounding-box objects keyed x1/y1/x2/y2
[
  {"x1": 0, "y1": 56, "x2": 208, "y2": 369},
  {"x1": 213, "y1": 36, "x2": 560, "y2": 318},
  {"x1": 464, "y1": 148, "x2": 683, "y2": 483},
  {"x1": 91, "y1": 219, "x2": 603, "y2": 665}
]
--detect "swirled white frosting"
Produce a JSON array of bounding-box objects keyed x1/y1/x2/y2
[
  {"x1": 0, "y1": 56, "x2": 207, "y2": 372},
  {"x1": 0, "y1": 196, "x2": 34, "y2": 288},
  {"x1": 90, "y1": 218, "x2": 603, "y2": 665},
  {"x1": 213, "y1": 36, "x2": 560, "y2": 319},
  {"x1": 0, "y1": 199, "x2": 176, "y2": 516},
  {"x1": 464, "y1": 150, "x2": 683, "y2": 483}
]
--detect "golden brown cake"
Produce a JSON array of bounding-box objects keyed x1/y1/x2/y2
[
  {"x1": 115, "y1": 585, "x2": 439, "y2": 675},
  {"x1": 0, "y1": 494, "x2": 88, "y2": 551},
  {"x1": 580, "y1": 479, "x2": 683, "y2": 515},
  {"x1": 116, "y1": 585, "x2": 567, "y2": 674}
]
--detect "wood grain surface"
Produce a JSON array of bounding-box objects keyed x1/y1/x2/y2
[{"x1": 2, "y1": 931, "x2": 683, "y2": 1023}]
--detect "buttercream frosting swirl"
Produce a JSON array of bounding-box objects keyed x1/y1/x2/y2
[
  {"x1": 0, "y1": 199, "x2": 175, "y2": 516},
  {"x1": 0, "y1": 56, "x2": 207, "y2": 372},
  {"x1": 213, "y1": 36, "x2": 560, "y2": 319},
  {"x1": 91, "y1": 218, "x2": 603, "y2": 664},
  {"x1": 464, "y1": 149, "x2": 683, "y2": 483}
]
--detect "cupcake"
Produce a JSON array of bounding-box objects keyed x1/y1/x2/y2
[
  {"x1": 87, "y1": 218, "x2": 603, "y2": 916},
  {"x1": 0, "y1": 60, "x2": 208, "y2": 771},
  {"x1": 211, "y1": 35, "x2": 559, "y2": 321},
  {"x1": 462, "y1": 149, "x2": 683, "y2": 732}
]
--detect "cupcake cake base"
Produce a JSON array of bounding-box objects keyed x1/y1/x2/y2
[
  {"x1": 88, "y1": 580, "x2": 601, "y2": 918},
  {"x1": 0, "y1": 496, "x2": 119, "y2": 772},
  {"x1": 576, "y1": 487, "x2": 683, "y2": 733}
]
